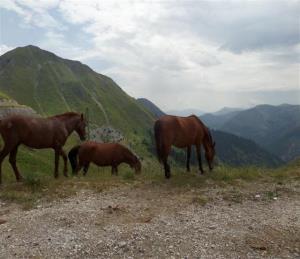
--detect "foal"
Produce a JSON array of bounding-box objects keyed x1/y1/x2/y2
[{"x1": 68, "y1": 141, "x2": 141, "y2": 175}]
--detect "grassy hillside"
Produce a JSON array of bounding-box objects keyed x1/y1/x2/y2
[{"x1": 0, "y1": 46, "x2": 154, "y2": 145}]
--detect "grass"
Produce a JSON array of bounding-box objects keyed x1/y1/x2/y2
[{"x1": 0, "y1": 150, "x2": 299, "y2": 210}]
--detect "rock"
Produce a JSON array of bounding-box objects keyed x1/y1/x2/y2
[
  {"x1": 118, "y1": 241, "x2": 127, "y2": 248},
  {"x1": 0, "y1": 219, "x2": 7, "y2": 225}
]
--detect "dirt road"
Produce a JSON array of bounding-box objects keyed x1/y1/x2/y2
[{"x1": 0, "y1": 182, "x2": 299, "y2": 258}]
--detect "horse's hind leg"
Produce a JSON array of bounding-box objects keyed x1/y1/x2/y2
[
  {"x1": 83, "y1": 163, "x2": 90, "y2": 176},
  {"x1": 196, "y1": 145, "x2": 204, "y2": 174},
  {"x1": 54, "y1": 149, "x2": 60, "y2": 178},
  {"x1": 9, "y1": 144, "x2": 23, "y2": 182},
  {"x1": 162, "y1": 157, "x2": 171, "y2": 179},
  {"x1": 0, "y1": 144, "x2": 12, "y2": 184},
  {"x1": 60, "y1": 149, "x2": 68, "y2": 177},
  {"x1": 186, "y1": 146, "x2": 191, "y2": 172}
]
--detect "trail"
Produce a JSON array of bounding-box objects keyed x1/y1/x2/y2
[
  {"x1": 91, "y1": 96, "x2": 110, "y2": 125},
  {"x1": 0, "y1": 182, "x2": 299, "y2": 258}
]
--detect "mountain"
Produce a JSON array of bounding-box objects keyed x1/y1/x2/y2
[
  {"x1": 200, "y1": 110, "x2": 241, "y2": 129},
  {"x1": 268, "y1": 126, "x2": 300, "y2": 162},
  {"x1": 0, "y1": 45, "x2": 155, "y2": 152},
  {"x1": 137, "y1": 98, "x2": 165, "y2": 119},
  {"x1": 220, "y1": 104, "x2": 300, "y2": 161},
  {"x1": 211, "y1": 130, "x2": 282, "y2": 167},
  {"x1": 199, "y1": 104, "x2": 300, "y2": 162},
  {"x1": 213, "y1": 107, "x2": 244, "y2": 116},
  {"x1": 167, "y1": 108, "x2": 205, "y2": 116}
]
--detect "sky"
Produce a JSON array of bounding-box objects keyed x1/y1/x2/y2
[{"x1": 0, "y1": 0, "x2": 299, "y2": 113}]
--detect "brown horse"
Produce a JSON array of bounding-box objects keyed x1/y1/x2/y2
[
  {"x1": 68, "y1": 141, "x2": 141, "y2": 176},
  {"x1": 0, "y1": 112, "x2": 86, "y2": 184},
  {"x1": 154, "y1": 115, "x2": 215, "y2": 178}
]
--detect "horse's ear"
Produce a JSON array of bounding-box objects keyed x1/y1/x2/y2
[
  {"x1": 213, "y1": 141, "x2": 216, "y2": 147},
  {"x1": 81, "y1": 113, "x2": 84, "y2": 120}
]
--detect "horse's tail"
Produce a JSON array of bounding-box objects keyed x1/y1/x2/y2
[
  {"x1": 154, "y1": 120, "x2": 163, "y2": 163},
  {"x1": 68, "y1": 145, "x2": 81, "y2": 173}
]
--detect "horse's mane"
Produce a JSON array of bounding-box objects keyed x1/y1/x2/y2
[
  {"x1": 50, "y1": 112, "x2": 80, "y2": 119},
  {"x1": 191, "y1": 115, "x2": 214, "y2": 146}
]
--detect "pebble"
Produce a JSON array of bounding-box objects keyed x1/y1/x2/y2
[{"x1": 118, "y1": 241, "x2": 127, "y2": 248}]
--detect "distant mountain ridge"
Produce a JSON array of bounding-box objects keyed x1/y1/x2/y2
[
  {"x1": 200, "y1": 104, "x2": 300, "y2": 161},
  {"x1": 212, "y1": 107, "x2": 244, "y2": 116},
  {"x1": 211, "y1": 130, "x2": 282, "y2": 167},
  {"x1": 137, "y1": 98, "x2": 165, "y2": 119},
  {"x1": 167, "y1": 108, "x2": 205, "y2": 116}
]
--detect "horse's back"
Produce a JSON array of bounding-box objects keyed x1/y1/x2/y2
[
  {"x1": 0, "y1": 114, "x2": 59, "y2": 148},
  {"x1": 155, "y1": 115, "x2": 203, "y2": 147},
  {"x1": 79, "y1": 142, "x2": 126, "y2": 166}
]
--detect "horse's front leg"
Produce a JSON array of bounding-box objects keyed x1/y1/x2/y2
[
  {"x1": 111, "y1": 165, "x2": 118, "y2": 176},
  {"x1": 186, "y1": 146, "x2": 191, "y2": 172},
  {"x1": 0, "y1": 144, "x2": 13, "y2": 184},
  {"x1": 83, "y1": 163, "x2": 90, "y2": 176},
  {"x1": 196, "y1": 145, "x2": 204, "y2": 174},
  {"x1": 60, "y1": 149, "x2": 68, "y2": 177},
  {"x1": 54, "y1": 148, "x2": 60, "y2": 178}
]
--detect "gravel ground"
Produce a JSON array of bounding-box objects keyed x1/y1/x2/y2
[{"x1": 0, "y1": 182, "x2": 299, "y2": 259}]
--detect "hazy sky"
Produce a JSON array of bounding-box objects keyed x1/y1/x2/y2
[{"x1": 0, "y1": 0, "x2": 299, "y2": 112}]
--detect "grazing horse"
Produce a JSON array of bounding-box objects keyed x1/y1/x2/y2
[
  {"x1": 154, "y1": 115, "x2": 215, "y2": 179},
  {"x1": 0, "y1": 112, "x2": 86, "y2": 184},
  {"x1": 68, "y1": 142, "x2": 141, "y2": 176}
]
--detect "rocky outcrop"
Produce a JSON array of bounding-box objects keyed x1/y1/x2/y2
[
  {"x1": 0, "y1": 98, "x2": 36, "y2": 118},
  {"x1": 89, "y1": 125, "x2": 124, "y2": 143}
]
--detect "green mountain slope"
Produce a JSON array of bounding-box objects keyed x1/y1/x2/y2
[{"x1": 0, "y1": 46, "x2": 154, "y2": 145}]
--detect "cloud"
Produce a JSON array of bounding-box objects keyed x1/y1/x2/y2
[
  {"x1": 1, "y1": 0, "x2": 299, "y2": 111},
  {"x1": 0, "y1": 44, "x2": 13, "y2": 55},
  {"x1": 0, "y1": 0, "x2": 63, "y2": 29}
]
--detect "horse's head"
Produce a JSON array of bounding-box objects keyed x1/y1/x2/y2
[
  {"x1": 131, "y1": 155, "x2": 142, "y2": 174},
  {"x1": 205, "y1": 141, "x2": 216, "y2": 170},
  {"x1": 75, "y1": 113, "x2": 87, "y2": 141}
]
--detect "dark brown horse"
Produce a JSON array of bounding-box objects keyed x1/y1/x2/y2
[
  {"x1": 0, "y1": 112, "x2": 86, "y2": 184},
  {"x1": 154, "y1": 115, "x2": 215, "y2": 178},
  {"x1": 68, "y1": 141, "x2": 141, "y2": 175}
]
